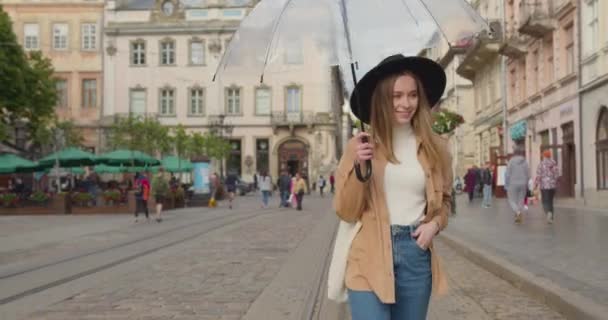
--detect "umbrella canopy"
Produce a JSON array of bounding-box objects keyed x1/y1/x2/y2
[
  {"x1": 97, "y1": 149, "x2": 160, "y2": 166},
  {"x1": 215, "y1": 0, "x2": 490, "y2": 89},
  {"x1": 0, "y1": 154, "x2": 39, "y2": 174},
  {"x1": 38, "y1": 148, "x2": 97, "y2": 167},
  {"x1": 44, "y1": 166, "x2": 86, "y2": 175},
  {"x1": 125, "y1": 165, "x2": 159, "y2": 174},
  {"x1": 94, "y1": 164, "x2": 126, "y2": 174},
  {"x1": 214, "y1": 0, "x2": 490, "y2": 183},
  {"x1": 161, "y1": 156, "x2": 193, "y2": 173}
]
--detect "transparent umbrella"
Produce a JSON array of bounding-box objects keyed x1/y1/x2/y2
[{"x1": 214, "y1": 0, "x2": 491, "y2": 181}]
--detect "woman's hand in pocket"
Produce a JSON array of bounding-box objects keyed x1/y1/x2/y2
[{"x1": 412, "y1": 221, "x2": 439, "y2": 250}]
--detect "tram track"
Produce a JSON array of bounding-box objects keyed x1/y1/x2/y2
[{"x1": 0, "y1": 209, "x2": 280, "y2": 307}]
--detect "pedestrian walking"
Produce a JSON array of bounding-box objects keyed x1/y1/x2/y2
[
  {"x1": 278, "y1": 171, "x2": 291, "y2": 208},
  {"x1": 253, "y1": 172, "x2": 258, "y2": 191},
  {"x1": 329, "y1": 173, "x2": 335, "y2": 194},
  {"x1": 225, "y1": 171, "x2": 238, "y2": 209},
  {"x1": 152, "y1": 168, "x2": 169, "y2": 223},
  {"x1": 505, "y1": 144, "x2": 530, "y2": 224},
  {"x1": 318, "y1": 175, "x2": 326, "y2": 197},
  {"x1": 464, "y1": 166, "x2": 477, "y2": 203},
  {"x1": 481, "y1": 162, "x2": 493, "y2": 208},
  {"x1": 293, "y1": 172, "x2": 308, "y2": 210},
  {"x1": 259, "y1": 171, "x2": 272, "y2": 208},
  {"x1": 535, "y1": 150, "x2": 560, "y2": 224},
  {"x1": 329, "y1": 55, "x2": 452, "y2": 319},
  {"x1": 134, "y1": 173, "x2": 150, "y2": 222}
]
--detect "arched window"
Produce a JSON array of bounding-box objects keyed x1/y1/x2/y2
[{"x1": 597, "y1": 107, "x2": 608, "y2": 189}]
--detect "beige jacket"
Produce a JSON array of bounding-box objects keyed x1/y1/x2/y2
[{"x1": 333, "y1": 135, "x2": 452, "y2": 304}]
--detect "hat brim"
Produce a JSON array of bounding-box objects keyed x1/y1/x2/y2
[{"x1": 350, "y1": 56, "x2": 446, "y2": 124}]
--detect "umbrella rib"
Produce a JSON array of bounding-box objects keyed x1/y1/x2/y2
[
  {"x1": 338, "y1": 0, "x2": 354, "y2": 61},
  {"x1": 416, "y1": 0, "x2": 453, "y2": 50},
  {"x1": 260, "y1": 0, "x2": 297, "y2": 83},
  {"x1": 398, "y1": 0, "x2": 420, "y2": 28}
]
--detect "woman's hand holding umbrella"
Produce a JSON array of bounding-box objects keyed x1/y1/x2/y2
[{"x1": 354, "y1": 132, "x2": 373, "y2": 179}]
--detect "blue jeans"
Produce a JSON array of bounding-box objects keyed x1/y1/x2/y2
[
  {"x1": 482, "y1": 184, "x2": 492, "y2": 207},
  {"x1": 348, "y1": 225, "x2": 432, "y2": 320},
  {"x1": 280, "y1": 190, "x2": 289, "y2": 207},
  {"x1": 262, "y1": 190, "x2": 271, "y2": 207}
]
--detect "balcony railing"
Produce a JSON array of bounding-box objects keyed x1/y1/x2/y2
[
  {"x1": 553, "y1": 0, "x2": 575, "y2": 18},
  {"x1": 271, "y1": 111, "x2": 314, "y2": 126},
  {"x1": 518, "y1": 0, "x2": 554, "y2": 38},
  {"x1": 500, "y1": 21, "x2": 528, "y2": 59}
]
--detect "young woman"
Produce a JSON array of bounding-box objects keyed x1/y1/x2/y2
[
  {"x1": 535, "y1": 150, "x2": 560, "y2": 224},
  {"x1": 505, "y1": 144, "x2": 530, "y2": 224},
  {"x1": 259, "y1": 171, "x2": 273, "y2": 209},
  {"x1": 134, "y1": 173, "x2": 150, "y2": 223},
  {"x1": 293, "y1": 172, "x2": 308, "y2": 211},
  {"x1": 152, "y1": 168, "x2": 169, "y2": 223},
  {"x1": 333, "y1": 54, "x2": 452, "y2": 320}
]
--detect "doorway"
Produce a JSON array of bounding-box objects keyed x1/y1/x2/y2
[{"x1": 287, "y1": 160, "x2": 299, "y2": 176}]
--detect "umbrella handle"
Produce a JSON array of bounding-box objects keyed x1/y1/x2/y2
[
  {"x1": 354, "y1": 160, "x2": 372, "y2": 182},
  {"x1": 354, "y1": 136, "x2": 372, "y2": 182}
]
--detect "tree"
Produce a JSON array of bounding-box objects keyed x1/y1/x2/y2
[
  {"x1": 172, "y1": 124, "x2": 190, "y2": 159},
  {"x1": 186, "y1": 131, "x2": 230, "y2": 160},
  {"x1": 107, "y1": 115, "x2": 171, "y2": 156},
  {"x1": 56, "y1": 120, "x2": 84, "y2": 147},
  {"x1": 0, "y1": 7, "x2": 57, "y2": 152}
]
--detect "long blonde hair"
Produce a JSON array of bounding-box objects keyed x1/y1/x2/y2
[{"x1": 369, "y1": 71, "x2": 442, "y2": 165}]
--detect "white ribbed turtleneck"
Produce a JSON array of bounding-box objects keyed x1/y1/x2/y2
[{"x1": 384, "y1": 123, "x2": 427, "y2": 226}]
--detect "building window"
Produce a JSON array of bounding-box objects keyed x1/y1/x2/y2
[
  {"x1": 509, "y1": 68, "x2": 517, "y2": 106},
  {"x1": 190, "y1": 40, "x2": 205, "y2": 65},
  {"x1": 56, "y1": 80, "x2": 68, "y2": 108},
  {"x1": 597, "y1": 107, "x2": 608, "y2": 189},
  {"x1": 540, "y1": 130, "x2": 550, "y2": 146},
  {"x1": 81, "y1": 23, "x2": 97, "y2": 50},
  {"x1": 82, "y1": 79, "x2": 97, "y2": 108},
  {"x1": 255, "y1": 87, "x2": 271, "y2": 115},
  {"x1": 160, "y1": 40, "x2": 175, "y2": 66},
  {"x1": 519, "y1": 59, "x2": 527, "y2": 101},
  {"x1": 160, "y1": 88, "x2": 175, "y2": 115},
  {"x1": 286, "y1": 86, "x2": 301, "y2": 113},
  {"x1": 131, "y1": 41, "x2": 146, "y2": 65},
  {"x1": 160, "y1": 40, "x2": 176, "y2": 65},
  {"x1": 24, "y1": 23, "x2": 39, "y2": 50},
  {"x1": 130, "y1": 89, "x2": 146, "y2": 114},
  {"x1": 583, "y1": 0, "x2": 598, "y2": 56},
  {"x1": 544, "y1": 37, "x2": 553, "y2": 83},
  {"x1": 226, "y1": 87, "x2": 241, "y2": 115},
  {"x1": 189, "y1": 88, "x2": 205, "y2": 116},
  {"x1": 52, "y1": 23, "x2": 68, "y2": 50},
  {"x1": 531, "y1": 49, "x2": 539, "y2": 94},
  {"x1": 256, "y1": 139, "x2": 269, "y2": 173},
  {"x1": 227, "y1": 139, "x2": 242, "y2": 176},
  {"x1": 564, "y1": 24, "x2": 574, "y2": 76}
]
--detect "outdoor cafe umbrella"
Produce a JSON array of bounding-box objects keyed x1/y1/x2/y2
[
  {"x1": 214, "y1": 0, "x2": 490, "y2": 181},
  {"x1": 161, "y1": 156, "x2": 194, "y2": 173},
  {"x1": 0, "y1": 154, "x2": 39, "y2": 174},
  {"x1": 97, "y1": 149, "x2": 160, "y2": 167},
  {"x1": 38, "y1": 147, "x2": 97, "y2": 167},
  {"x1": 94, "y1": 163, "x2": 126, "y2": 174}
]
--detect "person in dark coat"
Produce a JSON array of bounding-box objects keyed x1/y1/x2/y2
[{"x1": 464, "y1": 166, "x2": 478, "y2": 203}]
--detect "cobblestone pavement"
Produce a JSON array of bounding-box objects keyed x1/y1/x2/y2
[
  {"x1": 426, "y1": 240, "x2": 565, "y2": 320},
  {"x1": 336, "y1": 240, "x2": 565, "y2": 320},
  {"x1": 19, "y1": 194, "x2": 328, "y2": 320},
  {"x1": 3, "y1": 192, "x2": 569, "y2": 320},
  {"x1": 445, "y1": 195, "x2": 608, "y2": 307}
]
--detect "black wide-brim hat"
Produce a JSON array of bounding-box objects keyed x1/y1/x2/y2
[{"x1": 350, "y1": 54, "x2": 447, "y2": 124}]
